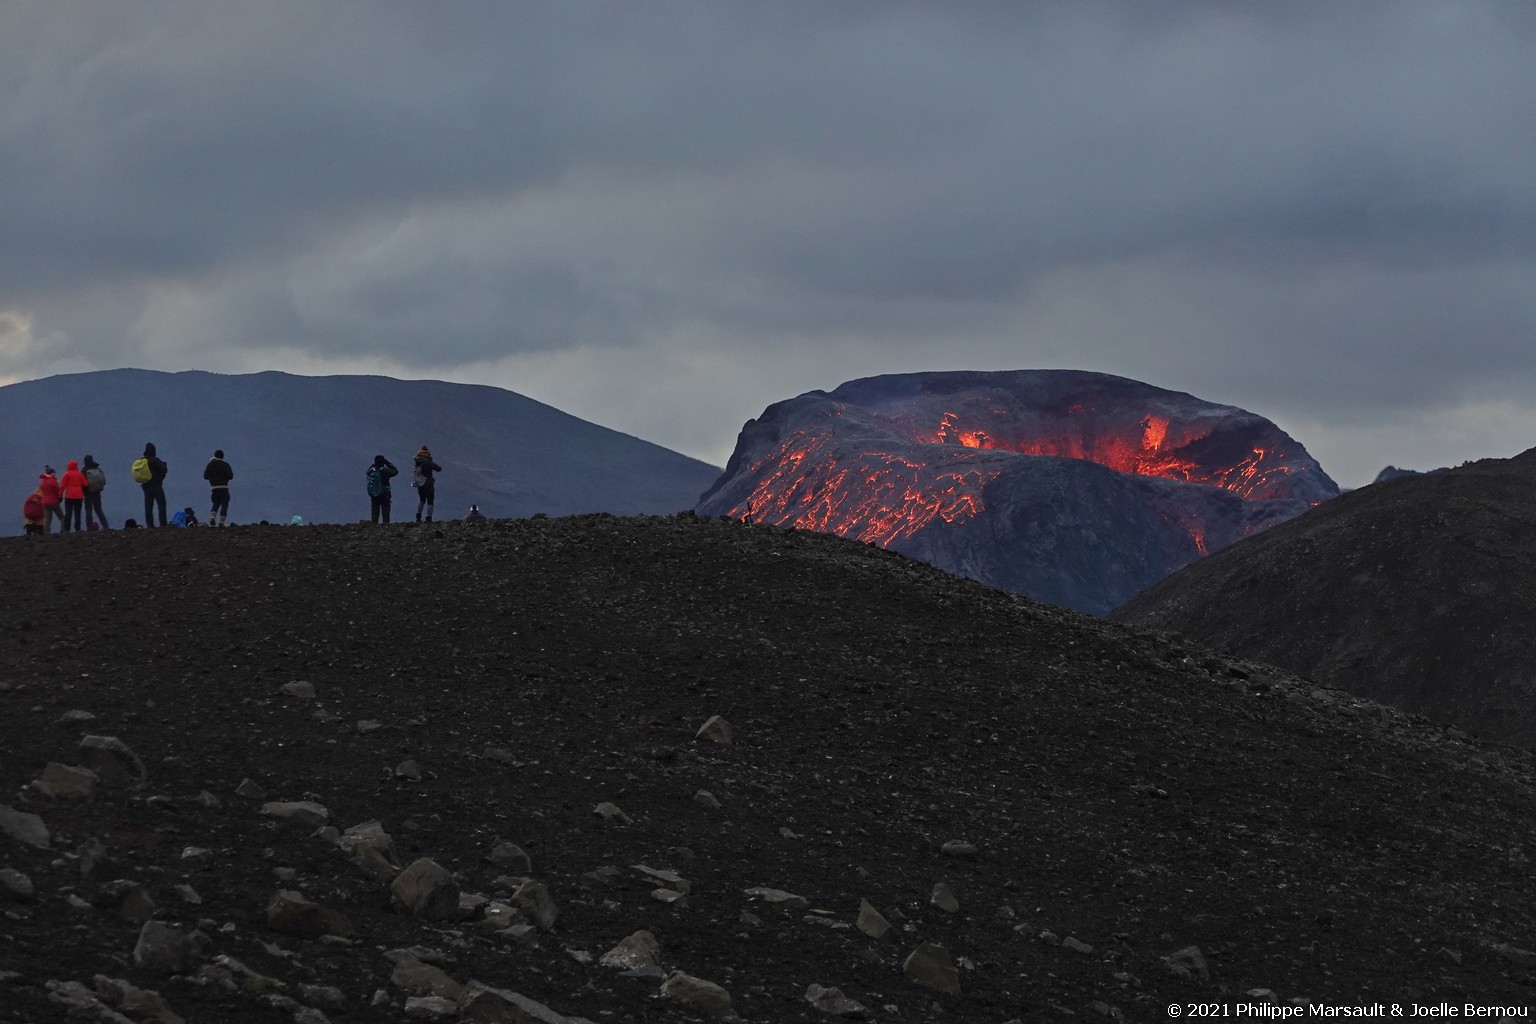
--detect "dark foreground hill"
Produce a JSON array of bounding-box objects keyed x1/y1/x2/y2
[
  {"x1": 0, "y1": 369, "x2": 719, "y2": 525},
  {"x1": 2, "y1": 519, "x2": 1535, "y2": 1023},
  {"x1": 1115, "y1": 449, "x2": 1536, "y2": 747}
]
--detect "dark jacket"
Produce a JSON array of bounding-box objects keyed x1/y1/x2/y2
[
  {"x1": 83, "y1": 457, "x2": 106, "y2": 493},
  {"x1": 142, "y1": 445, "x2": 167, "y2": 486},
  {"x1": 413, "y1": 455, "x2": 441, "y2": 487},
  {"x1": 368, "y1": 460, "x2": 399, "y2": 497},
  {"x1": 203, "y1": 458, "x2": 234, "y2": 488}
]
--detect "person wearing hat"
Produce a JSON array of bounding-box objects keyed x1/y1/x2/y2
[
  {"x1": 366, "y1": 454, "x2": 399, "y2": 524},
  {"x1": 412, "y1": 445, "x2": 442, "y2": 523},
  {"x1": 36, "y1": 466, "x2": 63, "y2": 534},
  {"x1": 82, "y1": 455, "x2": 108, "y2": 530},
  {"x1": 203, "y1": 449, "x2": 234, "y2": 527},
  {"x1": 139, "y1": 443, "x2": 169, "y2": 528}
]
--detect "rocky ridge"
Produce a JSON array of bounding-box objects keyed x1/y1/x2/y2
[{"x1": 1, "y1": 516, "x2": 1535, "y2": 1022}]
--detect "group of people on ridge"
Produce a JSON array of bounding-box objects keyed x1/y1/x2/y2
[
  {"x1": 24, "y1": 445, "x2": 234, "y2": 534},
  {"x1": 24, "y1": 443, "x2": 474, "y2": 534}
]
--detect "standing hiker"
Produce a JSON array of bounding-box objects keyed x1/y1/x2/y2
[
  {"x1": 135, "y1": 443, "x2": 169, "y2": 528},
  {"x1": 59, "y1": 460, "x2": 89, "y2": 533},
  {"x1": 82, "y1": 455, "x2": 108, "y2": 530},
  {"x1": 37, "y1": 467, "x2": 63, "y2": 534},
  {"x1": 366, "y1": 455, "x2": 399, "y2": 524},
  {"x1": 412, "y1": 445, "x2": 441, "y2": 523},
  {"x1": 203, "y1": 449, "x2": 234, "y2": 527}
]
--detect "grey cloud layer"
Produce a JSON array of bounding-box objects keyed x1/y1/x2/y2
[{"x1": 4, "y1": 1, "x2": 1535, "y2": 482}]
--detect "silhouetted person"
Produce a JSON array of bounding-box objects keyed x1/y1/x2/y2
[
  {"x1": 203, "y1": 449, "x2": 233, "y2": 527},
  {"x1": 366, "y1": 455, "x2": 399, "y2": 524},
  {"x1": 82, "y1": 455, "x2": 108, "y2": 529},
  {"x1": 412, "y1": 445, "x2": 441, "y2": 523},
  {"x1": 464, "y1": 504, "x2": 486, "y2": 522},
  {"x1": 139, "y1": 443, "x2": 168, "y2": 528}
]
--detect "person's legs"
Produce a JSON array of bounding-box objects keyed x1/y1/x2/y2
[
  {"x1": 45, "y1": 505, "x2": 63, "y2": 534},
  {"x1": 381, "y1": 497, "x2": 391, "y2": 524},
  {"x1": 423, "y1": 482, "x2": 435, "y2": 522},
  {"x1": 85, "y1": 491, "x2": 107, "y2": 529},
  {"x1": 371, "y1": 496, "x2": 382, "y2": 524},
  {"x1": 64, "y1": 498, "x2": 82, "y2": 531},
  {"x1": 211, "y1": 488, "x2": 230, "y2": 526},
  {"x1": 144, "y1": 484, "x2": 167, "y2": 527}
]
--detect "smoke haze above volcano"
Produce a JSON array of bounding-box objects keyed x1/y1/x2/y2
[{"x1": 4, "y1": 1, "x2": 1535, "y2": 486}]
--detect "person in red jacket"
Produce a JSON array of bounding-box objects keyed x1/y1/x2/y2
[
  {"x1": 59, "y1": 459, "x2": 89, "y2": 533},
  {"x1": 36, "y1": 467, "x2": 63, "y2": 535}
]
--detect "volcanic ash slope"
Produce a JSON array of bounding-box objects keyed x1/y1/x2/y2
[
  {"x1": 1115, "y1": 447, "x2": 1536, "y2": 746},
  {"x1": 2, "y1": 516, "x2": 1534, "y2": 1021},
  {"x1": 697, "y1": 369, "x2": 1338, "y2": 614}
]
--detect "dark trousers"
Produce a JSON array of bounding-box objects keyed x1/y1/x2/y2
[
  {"x1": 371, "y1": 496, "x2": 391, "y2": 524},
  {"x1": 85, "y1": 491, "x2": 107, "y2": 528},
  {"x1": 62, "y1": 497, "x2": 83, "y2": 532},
  {"x1": 210, "y1": 487, "x2": 230, "y2": 517},
  {"x1": 142, "y1": 482, "x2": 167, "y2": 527},
  {"x1": 416, "y1": 482, "x2": 435, "y2": 516}
]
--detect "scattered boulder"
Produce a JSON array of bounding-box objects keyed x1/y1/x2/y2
[
  {"x1": 390, "y1": 955, "x2": 464, "y2": 1002},
  {"x1": 391, "y1": 859, "x2": 461, "y2": 921},
  {"x1": 281, "y1": 681, "x2": 316, "y2": 699},
  {"x1": 261, "y1": 801, "x2": 331, "y2": 828},
  {"x1": 457, "y1": 980, "x2": 593, "y2": 1023},
  {"x1": 55, "y1": 709, "x2": 97, "y2": 726},
  {"x1": 0, "y1": 804, "x2": 50, "y2": 848},
  {"x1": 267, "y1": 889, "x2": 354, "y2": 939},
  {"x1": 93, "y1": 975, "x2": 184, "y2": 1024},
  {"x1": 593, "y1": 801, "x2": 632, "y2": 824},
  {"x1": 600, "y1": 930, "x2": 661, "y2": 970},
  {"x1": 485, "y1": 841, "x2": 531, "y2": 874},
  {"x1": 1164, "y1": 945, "x2": 1209, "y2": 982},
  {"x1": 940, "y1": 839, "x2": 977, "y2": 859},
  {"x1": 805, "y1": 983, "x2": 872, "y2": 1019},
  {"x1": 507, "y1": 879, "x2": 559, "y2": 931},
  {"x1": 744, "y1": 886, "x2": 808, "y2": 908},
  {"x1": 405, "y1": 994, "x2": 458, "y2": 1019},
  {"x1": 395, "y1": 759, "x2": 423, "y2": 781},
  {"x1": 903, "y1": 942, "x2": 960, "y2": 995},
  {"x1": 34, "y1": 762, "x2": 100, "y2": 800},
  {"x1": 660, "y1": 970, "x2": 732, "y2": 1015},
  {"x1": 78, "y1": 736, "x2": 147, "y2": 789},
  {"x1": 94, "y1": 879, "x2": 155, "y2": 923},
  {"x1": 930, "y1": 882, "x2": 959, "y2": 913},
  {"x1": 77, "y1": 837, "x2": 118, "y2": 880},
  {"x1": 856, "y1": 900, "x2": 891, "y2": 940},
  {"x1": 133, "y1": 921, "x2": 189, "y2": 975},
  {"x1": 1063, "y1": 935, "x2": 1094, "y2": 955},
  {"x1": 694, "y1": 789, "x2": 722, "y2": 809},
  {"x1": 695, "y1": 715, "x2": 733, "y2": 744},
  {"x1": 632, "y1": 864, "x2": 691, "y2": 893},
  {"x1": 0, "y1": 867, "x2": 35, "y2": 901},
  {"x1": 235, "y1": 779, "x2": 267, "y2": 799},
  {"x1": 46, "y1": 979, "x2": 139, "y2": 1023}
]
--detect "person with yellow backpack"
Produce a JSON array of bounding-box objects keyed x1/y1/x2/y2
[{"x1": 132, "y1": 443, "x2": 169, "y2": 528}]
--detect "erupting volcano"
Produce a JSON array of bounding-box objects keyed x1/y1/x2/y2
[{"x1": 696, "y1": 370, "x2": 1339, "y2": 613}]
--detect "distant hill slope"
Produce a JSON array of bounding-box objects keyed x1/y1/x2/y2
[
  {"x1": 0, "y1": 517, "x2": 1534, "y2": 1021},
  {"x1": 0, "y1": 369, "x2": 719, "y2": 525},
  {"x1": 1114, "y1": 449, "x2": 1536, "y2": 745},
  {"x1": 697, "y1": 370, "x2": 1338, "y2": 614}
]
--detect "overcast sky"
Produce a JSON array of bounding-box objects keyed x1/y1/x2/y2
[{"x1": 4, "y1": 1, "x2": 1534, "y2": 486}]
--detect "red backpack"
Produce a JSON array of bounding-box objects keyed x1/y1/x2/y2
[{"x1": 23, "y1": 492, "x2": 44, "y2": 521}]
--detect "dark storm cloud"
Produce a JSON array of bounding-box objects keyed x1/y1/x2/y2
[{"x1": 3, "y1": 1, "x2": 1535, "y2": 483}]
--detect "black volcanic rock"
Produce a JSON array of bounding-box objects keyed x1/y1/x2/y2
[
  {"x1": 0, "y1": 518, "x2": 1534, "y2": 1020},
  {"x1": 1115, "y1": 449, "x2": 1536, "y2": 745},
  {"x1": 697, "y1": 370, "x2": 1337, "y2": 614},
  {"x1": 0, "y1": 369, "x2": 718, "y2": 525}
]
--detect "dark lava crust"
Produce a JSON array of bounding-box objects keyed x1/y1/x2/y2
[{"x1": 1, "y1": 515, "x2": 1534, "y2": 1022}]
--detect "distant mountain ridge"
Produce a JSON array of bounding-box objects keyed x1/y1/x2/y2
[
  {"x1": 0, "y1": 369, "x2": 719, "y2": 526},
  {"x1": 697, "y1": 369, "x2": 1338, "y2": 614}
]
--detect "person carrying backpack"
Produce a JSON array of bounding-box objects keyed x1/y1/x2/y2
[
  {"x1": 36, "y1": 467, "x2": 63, "y2": 534},
  {"x1": 366, "y1": 455, "x2": 399, "y2": 524},
  {"x1": 137, "y1": 443, "x2": 169, "y2": 528},
  {"x1": 59, "y1": 460, "x2": 89, "y2": 533},
  {"x1": 412, "y1": 445, "x2": 441, "y2": 523},
  {"x1": 203, "y1": 449, "x2": 234, "y2": 527},
  {"x1": 82, "y1": 455, "x2": 108, "y2": 530},
  {"x1": 22, "y1": 488, "x2": 46, "y2": 536}
]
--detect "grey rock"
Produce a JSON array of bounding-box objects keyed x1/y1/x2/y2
[
  {"x1": 1164, "y1": 945, "x2": 1209, "y2": 981},
  {"x1": 744, "y1": 885, "x2": 808, "y2": 908},
  {"x1": 340, "y1": 820, "x2": 399, "y2": 864},
  {"x1": 856, "y1": 900, "x2": 891, "y2": 940},
  {"x1": 600, "y1": 930, "x2": 661, "y2": 970},
  {"x1": 0, "y1": 804, "x2": 50, "y2": 848},
  {"x1": 267, "y1": 889, "x2": 354, "y2": 939},
  {"x1": 92, "y1": 974, "x2": 185, "y2": 1024},
  {"x1": 805, "y1": 983, "x2": 872, "y2": 1019},
  {"x1": 485, "y1": 841, "x2": 531, "y2": 874},
  {"x1": 46, "y1": 980, "x2": 138, "y2": 1024},
  {"x1": 939, "y1": 839, "x2": 977, "y2": 859},
  {"x1": 695, "y1": 715, "x2": 734, "y2": 744},
  {"x1": 930, "y1": 882, "x2": 959, "y2": 913},
  {"x1": 660, "y1": 970, "x2": 733, "y2": 1015},
  {"x1": 395, "y1": 759, "x2": 423, "y2": 781},
  {"x1": 0, "y1": 867, "x2": 35, "y2": 901},
  {"x1": 651, "y1": 888, "x2": 688, "y2": 906},
  {"x1": 482, "y1": 746, "x2": 518, "y2": 764},
  {"x1": 35, "y1": 762, "x2": 100, "y2": 800},
  {"x1": 1063, "y1": 936, "x2": 1095, "y2": 954},
  {"x1": 631, "y1": 864, "x2": 691, "y2": 893},
  {"x1": 903, "y1": 942, "x2": 960, "y2": 995},
  {"x1": 77, "y1": 837, "x2": 118, "y2": 879},
  {"x1": 298, "y1": 984, "x2": 348, "y2": 1010},
  {"x1": 391, "y1": 859, "x2": 461, "y2": 921},
  {"x1": 1494, "y1": 942, "x2": 1536, "y2": 967},
  {"x1": 95, "y1": 879, "x2": 155, "y2": 923},
  {"x1": 193, "y1": 790, "x2": 221, "y2": 808},
  {"x1": 133, "y1": 921, "x2": 189, "y2": 975},
  {"x1": 457, "y1": 980, "x2": 596, "y2": 1024},
  {"x1": 593, "y1": 801, "x2": 632, "y2": 824},
  {"x1": 78, "y1": 735, "x2": 147, "y2": 788},
  {"x1": 390, "y1": 956, "x2": 464, "y2": 1001},
  {"x1": 293, "y1": 1008, "x2": 331, "y2": 1024},
  {"x1": 56, "y1": 709, "x2": 98, "y2": 726},
  {"x1": 507, "y1": 879, "x2": 558, "y2": 931},
  {"x1": 261, "y1": 801, "x2": 331, "y2": 828},
  {"x1": 175, "y1": 884, "x2": 202, "y2": 904},
  {"x1": 693, "y1": 789, "x2": 722, "y2": 809},
  {"x1": 281, "y1": 681, "x2": 316, "y2": 699},
  {"x1": 235, "y1": 778, "x2": 267, "y2": 799},
  {"x1": 356, "y1": 719, "x2": 383, "y2": 733},
  {"x1": 404, "y1": 994, "x2": 458, "y2": 1019}
]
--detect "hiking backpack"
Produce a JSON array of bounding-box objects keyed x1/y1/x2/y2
[
  {"x1": 85, "y1": 466, "x2": 106, "y2": 492},
  {"x1": 367, "y1": 467, "x2": 387, "y2": 498},
  {"x1": 130, "y1": 458, "x2": 153, "y2": 484}
]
